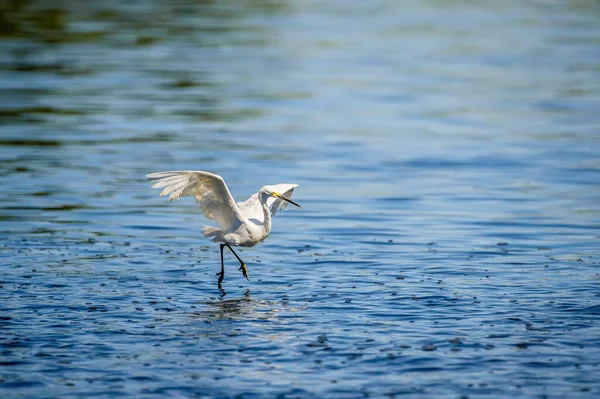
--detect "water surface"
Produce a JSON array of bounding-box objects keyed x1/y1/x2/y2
[{"x1": 1, "y1": 1, "x2": 600, "y2": 398}]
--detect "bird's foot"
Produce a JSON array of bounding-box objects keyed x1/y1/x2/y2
[{"x1": 239, "y1": 263, "x2": 249, "y2": 281}]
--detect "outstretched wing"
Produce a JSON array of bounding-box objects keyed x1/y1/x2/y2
[{"x1": 146, "y1": 170, "x2": 245, "y2": 231}]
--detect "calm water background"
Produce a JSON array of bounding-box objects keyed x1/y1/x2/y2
[{"x1": 1, "y1": 1, "x2": 600, "y2": 398}]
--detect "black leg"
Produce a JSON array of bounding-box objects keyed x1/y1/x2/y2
[
  {"x1": 226, "y1": 244, "x2": 249, "y2": 281},
  {"x1": 216, "y1": 243, "x2": 225, "y2": 288},
  {"x1": 226, "y1": 244, "x2": 244, "y2": 264}
]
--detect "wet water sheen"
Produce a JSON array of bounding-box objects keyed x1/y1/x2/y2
[{"x1": 1, "y1": 1, "x2": 600, "y2": 398}]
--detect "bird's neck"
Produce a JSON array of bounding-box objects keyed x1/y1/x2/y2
[{"x1": 261, "y1": 201, "x2": 272, "y2": 233}]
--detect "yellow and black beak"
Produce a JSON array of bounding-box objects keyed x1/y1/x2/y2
[{"x1": 272, "y1": 192, "x2": 301, "y2": 208}]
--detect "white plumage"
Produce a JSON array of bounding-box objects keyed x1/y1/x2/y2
[{"x1": 146, "y1": 170, "x2": 300, "y2": 289}]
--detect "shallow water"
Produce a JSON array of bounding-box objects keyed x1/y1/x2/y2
[{"x1": 1, "y1": 1, "x2": 600, "y2": 398}]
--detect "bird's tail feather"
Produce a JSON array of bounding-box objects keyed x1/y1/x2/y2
[{"x1": 202, "y1": 225, "x2": 224, "y2": 242}]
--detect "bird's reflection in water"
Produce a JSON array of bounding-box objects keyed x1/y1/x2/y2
[
  {"x1": 216, "y1": 288, "x2": 252, "y2": 316},
  {"x1": 195, "y1": 289, "x2": 306, "y2": 323},
  {"x1": 198, "y1": 289, "x2": 263, "y2": 321}
]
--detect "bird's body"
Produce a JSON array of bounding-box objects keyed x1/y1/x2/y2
[{"x1": 146, "y1": 170, "x2": 300, "y2": 288}]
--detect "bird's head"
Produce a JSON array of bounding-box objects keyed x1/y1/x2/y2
[{"x1": 260, "y1": 186, "x2": 301, "y2": 208}]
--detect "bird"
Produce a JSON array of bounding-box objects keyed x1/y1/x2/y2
[{"x1": 146, "y1": 170, "x2": 300, "y2": 289}]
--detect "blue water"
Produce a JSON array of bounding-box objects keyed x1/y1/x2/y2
[{"x1": 1, "y1": 1, "x2": 600, "y2": 398}]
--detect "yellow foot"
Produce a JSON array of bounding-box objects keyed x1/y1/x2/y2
[{"x1": 239, "y1": 263, "x2": 249, "y2": 281}]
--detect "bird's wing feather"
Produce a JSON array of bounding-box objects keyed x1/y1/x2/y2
[
  {"x1": 237, "y1": 193, "x2": 263, "y2": 224},
  {"x1": 146, "y1": 170, "x2": 245, "y2": 231}
]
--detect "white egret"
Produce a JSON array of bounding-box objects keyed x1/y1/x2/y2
[{"x1": 146, "y1": 170, "x2": 300, "y2": 288}]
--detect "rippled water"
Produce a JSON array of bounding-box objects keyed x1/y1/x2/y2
[{"x1": 2, "y1": 1, "x2": 600, "y2": 398}]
